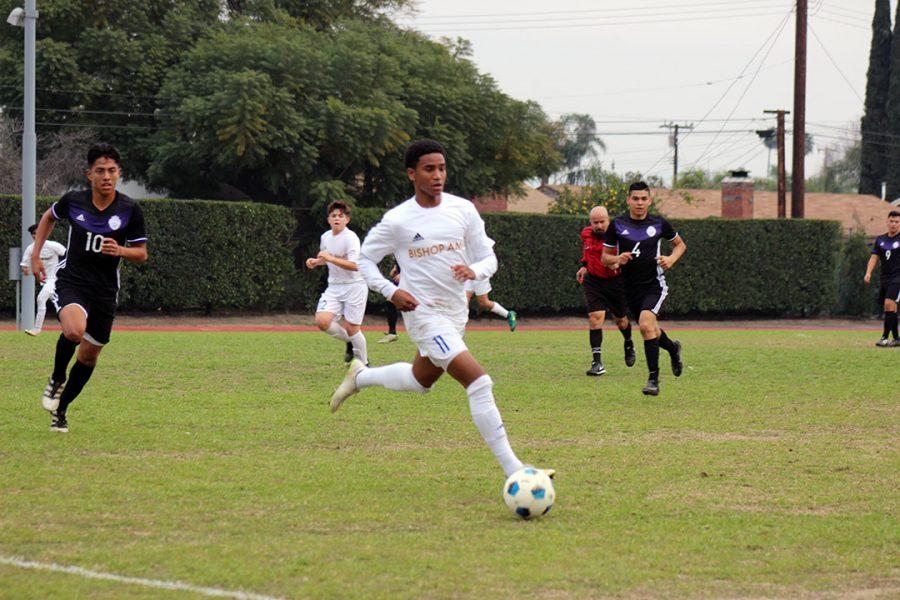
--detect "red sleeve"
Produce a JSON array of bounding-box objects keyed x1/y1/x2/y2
[{"x1": 580, "y1": 227, "x2": 590, "y2": 263}]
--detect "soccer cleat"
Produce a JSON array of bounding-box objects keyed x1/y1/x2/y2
[
  {"x1": 41, "y1": 377, "x2": 65, "y2": 412},
  {"x1": 330, "y1": 358, "x2": 366, "y2": 413},
  {"x1": 670, "y1": 340, "x2": 683, "y2": 377},
  {"x1": 49, "y1": 410, "x2": 68, "y2": 433},
  {"x1": 624, "y1": 339, "x2": 636, "y2": 367},
  {"x1": 507, "y1": 310, "x2": 517, "y2": 332},
  {"x1": 378, "y1": 333, "x2": 399, "y2": 344},
  {"x1": 585, "y1": 361, "x2": 606, "y2": 376},
  {"x1": 642, "y1": 378, "x2": 660, "y2": 396},
  {"x1": 891, "y1": 338, "x2": 900, "y2": 347},
  {"x1": 875, "y1": 337, "x2": 891, "y2": 347},
  {"x1": 344, "y1": 341, "x2": 354, "y2": 363},
  {"x1": 24, "y1": 328, "x2": 40, "y2": 336}
]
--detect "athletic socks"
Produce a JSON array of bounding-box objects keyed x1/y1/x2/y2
[
  {"x1": 57, "y1": 360, "x2": 95, "y2": 413},
  {"x1": 386, "y1": 303, "x2": 398, "y2": 335},
  {"x1": 490, "y1": 302, "x2": 509, "y2": 319},
  {"x1": 349, "y1": 331, "x2": 368, "y2": 364},
  {"x1": 589, "y1": 328, "x2": 603, "y2": 362},
  {"x1": 325, "y1": 321, "x2": 350, "y2": 342},
  {"x1": 644, "y1": 338, "x2": 660, "y2": 379},
  {"x1": 52, "y1": 334, "x2": 78, "y2": 383},
  {"x1": 886, "y1": 311, "x2": 898, "y2": 339},
  {"x1": 466, "y1": 375, "x2": 523, "y2": 477},
  {"x1": 619, "y1": 324, "x2": 633, "y2": 341},
  {"x1": 356, "y1": 362, "x2": 429, "y2": 393},
  {"x1": 658, "y1": 329, "x2": 677, "y2": 353}
]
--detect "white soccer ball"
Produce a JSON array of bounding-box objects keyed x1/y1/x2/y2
[{"x1": 502, "y1": 467, "x2": 555, "y2": 520}]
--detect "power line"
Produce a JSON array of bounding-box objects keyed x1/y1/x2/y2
[
  {"x1": 2, "y1": 106, "x2": 169, "y2": 118},
  {"x1": 808, "y1": 23, "x2": 864, "y2": 104}
]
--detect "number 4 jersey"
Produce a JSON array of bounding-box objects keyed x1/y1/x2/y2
[
  {"x1": 51, "y1": 190, "x2": 147, "y2": 297},
  {"x1": 603, "y1": 214, "x2": 679, "y2": 287}
]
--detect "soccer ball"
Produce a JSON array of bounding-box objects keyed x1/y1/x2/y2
[{"x1": 502, "y1": 467, "x2": 555, "y2": 520}]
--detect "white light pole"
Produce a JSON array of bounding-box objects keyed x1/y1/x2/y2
[{"x1": 7, "y1": 1, "x2": 37, "y2": 331}]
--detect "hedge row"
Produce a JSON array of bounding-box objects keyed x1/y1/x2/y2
[
  {"x1": 2, "y1": 195, "x2": 879, "y2": 316},
  {"x1": 1, "y1": 196, "x2": 294, "y2": 312}
]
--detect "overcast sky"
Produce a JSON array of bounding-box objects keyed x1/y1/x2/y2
[{"x1": 397, "y1": 0, "x2": 894, "y2": 187}]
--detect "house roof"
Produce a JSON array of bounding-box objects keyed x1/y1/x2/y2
[{"x1": 506, "y1": 185, "x2": 554, "y2": 214}]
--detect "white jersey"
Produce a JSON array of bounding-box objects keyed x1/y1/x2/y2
[
  {"x1": 21, "y1": 241, "x2": 67, "y2": 282},
  {"x1": 320, "y1": 228, "x2": 364, "y2": 285},
  {"x1": 358, "y1": 193, "x2": 498, "y2": 328}
]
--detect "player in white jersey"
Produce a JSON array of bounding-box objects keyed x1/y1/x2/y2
[
  {"x1": 329, "y1": 139, "x2": 553, "y2": 481},
  {"x1": 465, "y1": 278, "x2": 517, "y2": 331},
  {"x1": 20, "y1": 224, "x2": 67, "y2": 336},
  {"x1": 306, "y1": 201, "x2": 368, "y2": 365}
]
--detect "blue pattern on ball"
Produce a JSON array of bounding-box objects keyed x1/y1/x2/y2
[
  {"x1": 524, "y1": 468, "x2": 537, "y2": 475},
  {"x1": 507, "y1": 482, "x2": 520, "y2": 496},
  {"x1": 531, "y1": 487, "x2": 546, "y2": 500}
]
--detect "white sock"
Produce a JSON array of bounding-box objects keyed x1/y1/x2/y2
[
  {"x1": 357, "y1": 362, "x2": 429, "y2": 393},
  {"x1": 490, "y1": 302, "x2": 509, "y2": 318},
  {"x1": 326, "y1": 321, "x2": 350, "y2": 342},
  {"x1": 34, "y1": 302, "x2": 46, "y2": 332},
  {"x1": 467, "y1": 375, "x2": 523, "y2": 476},
  {"x1": 349, "y1": 331, "x2": 368, "y2": 364}
]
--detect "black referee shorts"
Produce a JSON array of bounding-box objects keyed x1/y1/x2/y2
[
  {"x1": 625, "y1": 280, "x2": 668, "y2": 321},
  {"x1": 583, "y1": 272, "x2": 627, "y2": 318},
  {"x1": 52, "y1": 283, "x2": 117, "y2": 346}
]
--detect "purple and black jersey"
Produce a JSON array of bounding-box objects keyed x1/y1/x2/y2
[
  {"x1": 872, "y1": 233, "x2": 900, "y2": 284},
  {"x1": 603, "y1": 214, "x2": 679, "y2": 286},
  {"x1": 52, "y1": 190, "x2": 147, "y2": 297}
]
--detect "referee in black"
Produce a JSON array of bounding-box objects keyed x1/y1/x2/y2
[{"x1": 30, "y1": 144, "x2": 148, "y2": 432}]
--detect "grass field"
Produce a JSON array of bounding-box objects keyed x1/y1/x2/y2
[{"x1": 0, "y1": 327, "x2": 897, "y2": 599}]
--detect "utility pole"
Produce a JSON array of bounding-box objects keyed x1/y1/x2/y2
[
  {"x1": 792, "y1": 0, "x2": 807, "y2": 218},
  {"x1": 661, "y1": 121, "x2": 694, "y2": 187},
  {"x1": 764, "y1": 109, "x2": 789, "y2": 218}
]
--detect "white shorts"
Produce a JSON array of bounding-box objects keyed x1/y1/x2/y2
[
  {"x1": 403, "y1": 309, "x2": 468, "y2": 370},
  {"x1": 316, "y1": 282, "x2": 368, "y2": 325},
  {"x1": 465, "y1": 278, "x2": 492, "y2": 296}
]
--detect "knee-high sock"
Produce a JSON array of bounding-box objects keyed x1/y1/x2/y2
[
  {"x1": 589, "y1": 328, "x2": 603, "y2": 362},
  {"x1": 644, "y1": 338, "x2": 660, "y2": 379},
  {"x1": 467, "y1": 375, "x2": 523, "y2": 477},
  {"x1": 57, "y1": 360, "x2": 95, "y2": 413},
  {"x1": 35, "y1": 287, "x2": 52, "y2": 331},
  {"x1": 53, "y1": 334, "x2": 78, "y2": 383},
  {"x1": 658, "y1": 329, "x2": 677, "y2": 353},
  {"x1": 619, "y1": 323, "x2": 633, "y2": 341},
  {"x1": 326, "y1": 321, "x2": 350, "y2": 342},
  {"x1": 489, "y1": 302, "x2": 509, "y2": 318},
  {"x1": 386, "y1": 303, "x2": 398, "y2": 334},
  {"x1": 349, "y1": 331, "x2": 368, "y2": 364},
  {"x1": 887, "y1": 311, "x2": 898, "y2": 339},
  {"x1": 356, "y1": 362, "x2": 429, "y2": 393}
]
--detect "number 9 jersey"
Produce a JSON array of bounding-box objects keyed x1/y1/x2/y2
[{"x1": 51, "y1": 190, "x2": 147, "y2": 298}]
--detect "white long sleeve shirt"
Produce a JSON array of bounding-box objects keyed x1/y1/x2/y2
[
  {"x1": 21, "y1": 240, "x2": 67, "y2": 283},
  {"x1": 358, "y1": 193, "x2": 498, "y2": 327}
]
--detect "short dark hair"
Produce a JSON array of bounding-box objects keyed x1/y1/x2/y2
[
  {"x1": 889, "y1": 210, "x2": 900, "y2": 218},
  {"x1": 628, "y1": 181, "x2": 650, "y2": 193},
  {"x1": 327, "y1": 201, "x2": 351, "y2": 216},
  {"x1": 28, "y1": 224, "x2": 37, "y2": 235},
  {"x1": 404, "y1": 139, "x2": 446, "y2": 170},
  {"x1": 87, "y1": 143, "x2": 120, "y2": 168}
]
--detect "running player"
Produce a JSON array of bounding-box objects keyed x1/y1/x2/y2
[
  {"x1": 20, "y1": 224, "x2": 66, "y2": 336},
  {"x1": 465, "y1": 278, "x2": 517, "y2": 331},
  {"x1": 865, "y1": 210, "x2": 900, "y2": 347}
]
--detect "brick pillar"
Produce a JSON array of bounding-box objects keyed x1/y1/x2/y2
[{"x1": 721, "y1": 170, "x2": 754, "y2": 219}]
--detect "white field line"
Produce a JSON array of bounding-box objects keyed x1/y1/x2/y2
[{"x1": 0, "y1": 555, "x2": 286, "y2": 600}]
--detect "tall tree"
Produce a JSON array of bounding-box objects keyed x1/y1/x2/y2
[
  {"x1": 886, "y1": 0, "x2": 900, "y2": 199},
  {"x1": 547, "y1": 113, "x2": 605, "y2": 185},
  {"x1": 860, "y1": 0, "x2": 893, "y2": 196}
]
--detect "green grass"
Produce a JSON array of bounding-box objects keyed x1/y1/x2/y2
[{"x1": 0, "y1": 328, "x2": 897, "y2": 599}]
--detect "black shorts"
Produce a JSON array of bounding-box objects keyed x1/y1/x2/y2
[
  {"x1": 880, "y1": 279, "x2": 900, "y2": 304},
  {"x1": 52, "y1": 283, "x2": 117, "y2": 345},
  {"x1": 583, "y1": 273, "x2": 627, "y2": 318},
  {"x1": 625, "y1": 280, "x2": 668, "y2": 320}
]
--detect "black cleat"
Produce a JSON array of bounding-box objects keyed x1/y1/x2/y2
[
  {"x1": 585, "y1": 361, "x2": 606, "y2": 376},
  {"x1": 49, "y1": 410, "x2": 68, "y2": 433},
  {"x1": 670, "y1": 340, "x2": 683, "y2": 377},
  {"x1": 344, "y1": 342, "x2": 354, "y2": 363},
  {"x1": 642, "y1": 379, "x2": 660, "y2": 396},
  {"x1": 624, "y1": 340, "x2": 636, "y2": 367}
]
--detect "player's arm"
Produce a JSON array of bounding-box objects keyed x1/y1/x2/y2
[
  {"x1": 602, "y1": 244, "x2": 630, "y2": 268},
  {"x1": 101, "y1": 239, "x2": 147, "y2": 262},
  {"x1": 30, "y1": 208, "x2": 58, "y2": 283},
  {"x1": 358, "y1": 218, "x2": 418, "y2": 310},
  {"x1": 864, "y1": 254, "x2": 879, "y2": 284},
  {"x1": 657, "y1": 234, "x2": 686, "y2": 271},
  {"x1": 455, "y1": 209, "x2": 497, "y2": 281},
  {"x1": 318, "y1": 253, "x2": 358, "y2": 271}
]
